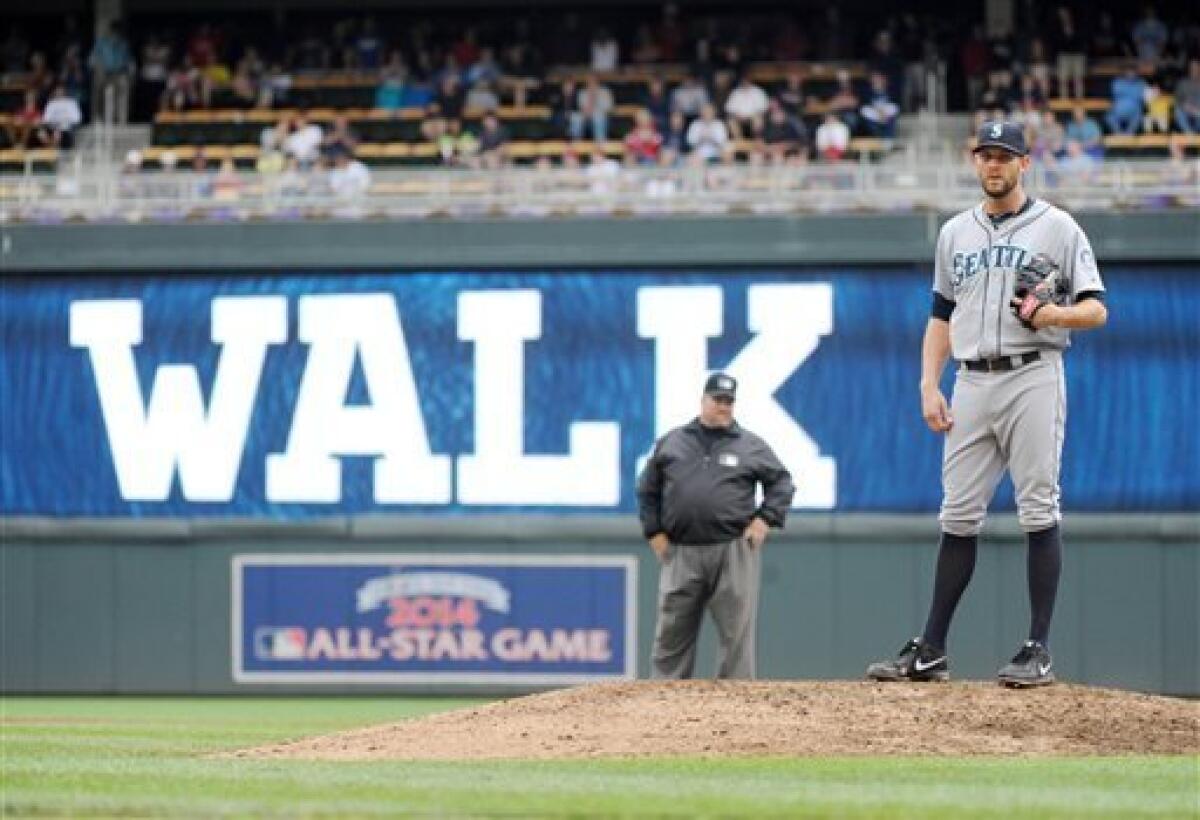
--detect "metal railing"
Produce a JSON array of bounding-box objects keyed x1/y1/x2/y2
[{"x1": 1, "y1": 159, "x2": 1197, "y2": 224}]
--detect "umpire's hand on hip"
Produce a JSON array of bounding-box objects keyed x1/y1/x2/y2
[
  {"x1": 648, "y1": 533, "x2": 670, "y2": 561},
  {"x1": 743, "y1": 516, "x2": 770, "y2": 549}
]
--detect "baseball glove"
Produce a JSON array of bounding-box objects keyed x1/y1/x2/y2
[{"x1": 1011, "y1": 253, "x2": 1067, "y2": 331}]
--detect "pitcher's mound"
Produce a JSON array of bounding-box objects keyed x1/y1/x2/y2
[{"x1": 232, "y1": 681, "x2": 1198, "y2": 761}]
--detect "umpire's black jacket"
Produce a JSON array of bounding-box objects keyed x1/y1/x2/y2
[{"x1": 637, "y1": 418, "x2": 795, "y2": 546}]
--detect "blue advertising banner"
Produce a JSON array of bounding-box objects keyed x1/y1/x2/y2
[
  {"x1": 2, "y1": 268, "x2": 1197, "y2": 515},
  {"x1": 233, "y1": 554, "x2": 637, "y2": 684}
]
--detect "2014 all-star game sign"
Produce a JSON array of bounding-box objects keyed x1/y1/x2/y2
[{"x1": 233, "y1": 554, "x2": 637, "y2": 684}]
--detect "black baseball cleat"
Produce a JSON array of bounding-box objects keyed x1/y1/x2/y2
[
  {"x1": 998, "y1": 640, "x2": 1056, "y2": 688},
  {"x1": 866, "y1": 637, "x2": 949, "y2": 682}
]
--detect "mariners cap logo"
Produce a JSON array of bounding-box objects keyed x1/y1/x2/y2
[{"x1": 973, "y1": 120, "x2": 1029, "y2": 156}]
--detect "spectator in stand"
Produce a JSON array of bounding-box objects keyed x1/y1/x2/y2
[
  {"x1": 375, "y1": 57, "x2": 409, "y2": 110},
  {"x1": 1051, "y1": 5, "x2": 1087, "y2": 100},
  {"x1": 759, "y1": 98, "x2": 808, "y2": 164},
  {"x1": 1175, "y1": 60, "x2": 1200, "y2": 134},
  {"x1": 437, "y1": 119, "x2": 479, "y2": 166},
  {"x1": 660, "y1": 109, "x2": 687, "y2": 165},
  {"x1": 1131, "y1": 6, "x2": 1169, "y2": 66},
  {"x1": 709, "y1": 72, "x2": 734, "y2": 115},
  {"x1": 59, "y1": 46, "x2": 88, "y2": 110},
  {"x1": 1033, "y1": 110, "x2": 1066, "y2": 161},
  {"x1": 642, "y1": 77, "x2": 671, "y2": 132},
  {"x1": 26, "y1": 52, "x2": 55, "y2": 107},
  {"x1": 355, "y1": 18, "x2": 384, "y2": 70},
  {"x1": 671, "y1": 75, "x2": 710, "y2": 118},
  {"x1": 623, "y1": 108, "x2": 663, "y2": 165},
  {"x1": 826, "y1": 69, "x2": 861, "y2": 132},
  {"x1": 1022, "y1": 38, "x2": 1053, "y2": 100},
  {"x1": 452, "y1": 29, "x2": 482, "y2": 69},
  {"x1": 89, "y1": 21, "x2": 134, "y2": 123},
  {"x1": 1057, "y1": 138, "x2": 1098, "y2": 184},
  {"x1": 1142, "y1": 78, "x2": 1173, "y2": 133},
  {"x1": 777, "y1": 70, "x2": 806, "y2": 119},
  {"x1": 284, "y1": 112, "x2": 324, "y2": 167},
  {"x1": 978, "y1": 71, "x2": 1015, "y2": 115},
  {"x1": 961, "y1": 25, "x2": 990, "y2": 112},
  {"x1": 477, "y1": 112, "x2": 509, "y2": 169},
  {"x1": 261, "y1": 63, "x2": 292, "y2": 109},
  {"x1": 724, "y1": 74, "x2": 769, "y2": 139},
  {"x1": 162, "y1": 56, "x2": 210, "y2": 112},
  {"x1": 1090, "y1": 13, "x2": 1127, "y2": 60},
  {"x1": 188, "y1": 24, "x2": 218, "y2": 71},
  {"x1": 322, "y1": 115, "x2": 359, "y2": 158},
  {"x1": 136, "y1": 33, "x2": 171, "y2": 122},
  {"x1": 7, "y1": 90, "x2": 45, "y2": 148},
  {"x1": 329, "y1": 147, "x2": 372, "y2": 198},
  {"x1": 815, "y1": 111, "x2": 850, "y2": 162},
  {"x1": 585, "y1": 144, "x2": 621, "y2": 194},
  {"x1": 1065, "y1": 105, "x2": 1104, "y2": 158},
  {"x1": 1107, "y1": 64, "x2": 1148, "y2": 135},
  {"x1": 575, "y1": 75, "x2": 614, "y2": 141},
  {"x1": 655, "y1": 3, "x2": 685, "y2": 63},
  {"x1": 212, "y1": 156, "x2": 243, "y2": 203},
  {"x1": 41, "y1": 85, "x2": 82, "y2": 149},
  {"x1": 435, "y1": 75, "x2": 465, "y2": 120},
  {"x1": 465, "y1": 79, "x2": 500, "y2": 112},
  {"x1": 591, "y1": 29, "x2": 619, "y2": 71},
  {"x1": 549, "y1": 79, "x2": 577, "y2": 139},
  {"x1": 230, "y1": 48, "x2": 264, "y2": 108},
  {"x1": 868, "y1": 29, "x2": 904, "y2": 106},
  {"x1": 685, "y1": 102, "x2": 729, "y2": 164},
  {"x1": 466, "y1": 47, "x2": 502, "y2": 87},
  {"x1": 630, "y1": 24, "x2": 660, "y2": 64},
  {"x1": 898, "y1": 13, "x2": 927, "y2": 112},
  {"x1": 860, "y1": 71, "x2": 900, "y2": 138}
]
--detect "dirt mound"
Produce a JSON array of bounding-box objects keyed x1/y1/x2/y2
[{"x1": 232, "y1": 681, "x2": 1198, "y2": 760}]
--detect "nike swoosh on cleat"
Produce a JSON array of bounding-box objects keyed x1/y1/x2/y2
[{"x1": 913, "y1": 657, "x2": 945, "y2": 672}]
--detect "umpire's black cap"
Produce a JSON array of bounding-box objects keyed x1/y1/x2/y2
[
  {"x1": 972, "y1": 120, "x2": 1028, "y2": 156},
  {"x1": 703, "y1": 372, "x2": 737, "y2": 399}
]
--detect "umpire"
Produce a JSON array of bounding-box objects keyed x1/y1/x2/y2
[{"x1": 636, "y1": 373, "x2": 795, "y2": 679}]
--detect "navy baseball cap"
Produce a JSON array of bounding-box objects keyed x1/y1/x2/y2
[
  {"x1": 972, "y1": 120, "x2": 1028, "y2": 156},
  {"x1": 704, "y1": 372, "x2": 737, "y2": 399}
]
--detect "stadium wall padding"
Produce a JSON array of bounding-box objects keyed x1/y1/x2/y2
[
  {"x1": 2, "y1": 527, "x2": 1196, "y2": 695},
  {"x1": 2, "y1": 212, "x2": 1198, "y2": 270}
]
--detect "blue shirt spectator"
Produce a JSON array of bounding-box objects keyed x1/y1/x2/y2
[
  {"x1": 1065, "y1": 107, "x2": 1103, "y2": 157},
  {"x1": 1106, "y1": 68, "x2": 1147, "y2": 135},
  {"x1": 1131, "y1": 9, "x2": 1168, "y2": 63}
]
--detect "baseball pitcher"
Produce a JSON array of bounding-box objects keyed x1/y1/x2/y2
[{"x1": 867, "y1": 120, "x2": 1108, "y2": 687}]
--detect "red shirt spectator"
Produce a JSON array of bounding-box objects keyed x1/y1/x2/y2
[
  {"x1": 188, "y1": 25, "x2": 218, "y2": 69},
  {"x1": 624, "y1": 109, "x2": 663, "y2": 164}
]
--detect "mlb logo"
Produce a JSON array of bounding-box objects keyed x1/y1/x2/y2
[
  {"x1": 719, "y1": 453, "x2": 739, "y2": 467},
  {"x1": 254, "y1": 627, "x2": 306, "y2": 660}
]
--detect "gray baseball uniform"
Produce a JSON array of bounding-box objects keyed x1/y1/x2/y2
[{"x1": 932, "y1": 198, "x2": 1105, "y2": 535}]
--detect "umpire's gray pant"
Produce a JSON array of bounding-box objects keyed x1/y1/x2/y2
[{"x1": 651, "y1": 537, "x2": 761, "y2": 680}]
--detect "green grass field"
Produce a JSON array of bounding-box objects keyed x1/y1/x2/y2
[{"x1": 3, "y1": 696, "x2": 1196, "y2": 818}]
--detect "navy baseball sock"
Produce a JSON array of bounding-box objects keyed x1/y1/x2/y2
[
  {"x1": 921, "y1": 532, "x2": 978, "y2": 653},
  {"x1": 1026, "y1": 524, "x2": 1062, "y2": 646}
]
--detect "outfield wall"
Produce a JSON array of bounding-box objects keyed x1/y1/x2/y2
[
  {"x1": 2, "y1": 218, "x2": 1196, "y2": 695},
  {"x1": 2, "y1": 517, "x2": 1196, "y2": 695}
]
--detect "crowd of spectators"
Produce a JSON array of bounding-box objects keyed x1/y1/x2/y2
[{"x1": 3, "y1": 2, "x2": 1199, "y2": 172}]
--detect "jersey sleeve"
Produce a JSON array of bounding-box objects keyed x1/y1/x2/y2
[
  {"x1": 932, "y1": 221, "x2": 955, "y2": 301},
  {"x1": 1064, "y1": 219, "x2": 1105, "y2": 300}
]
